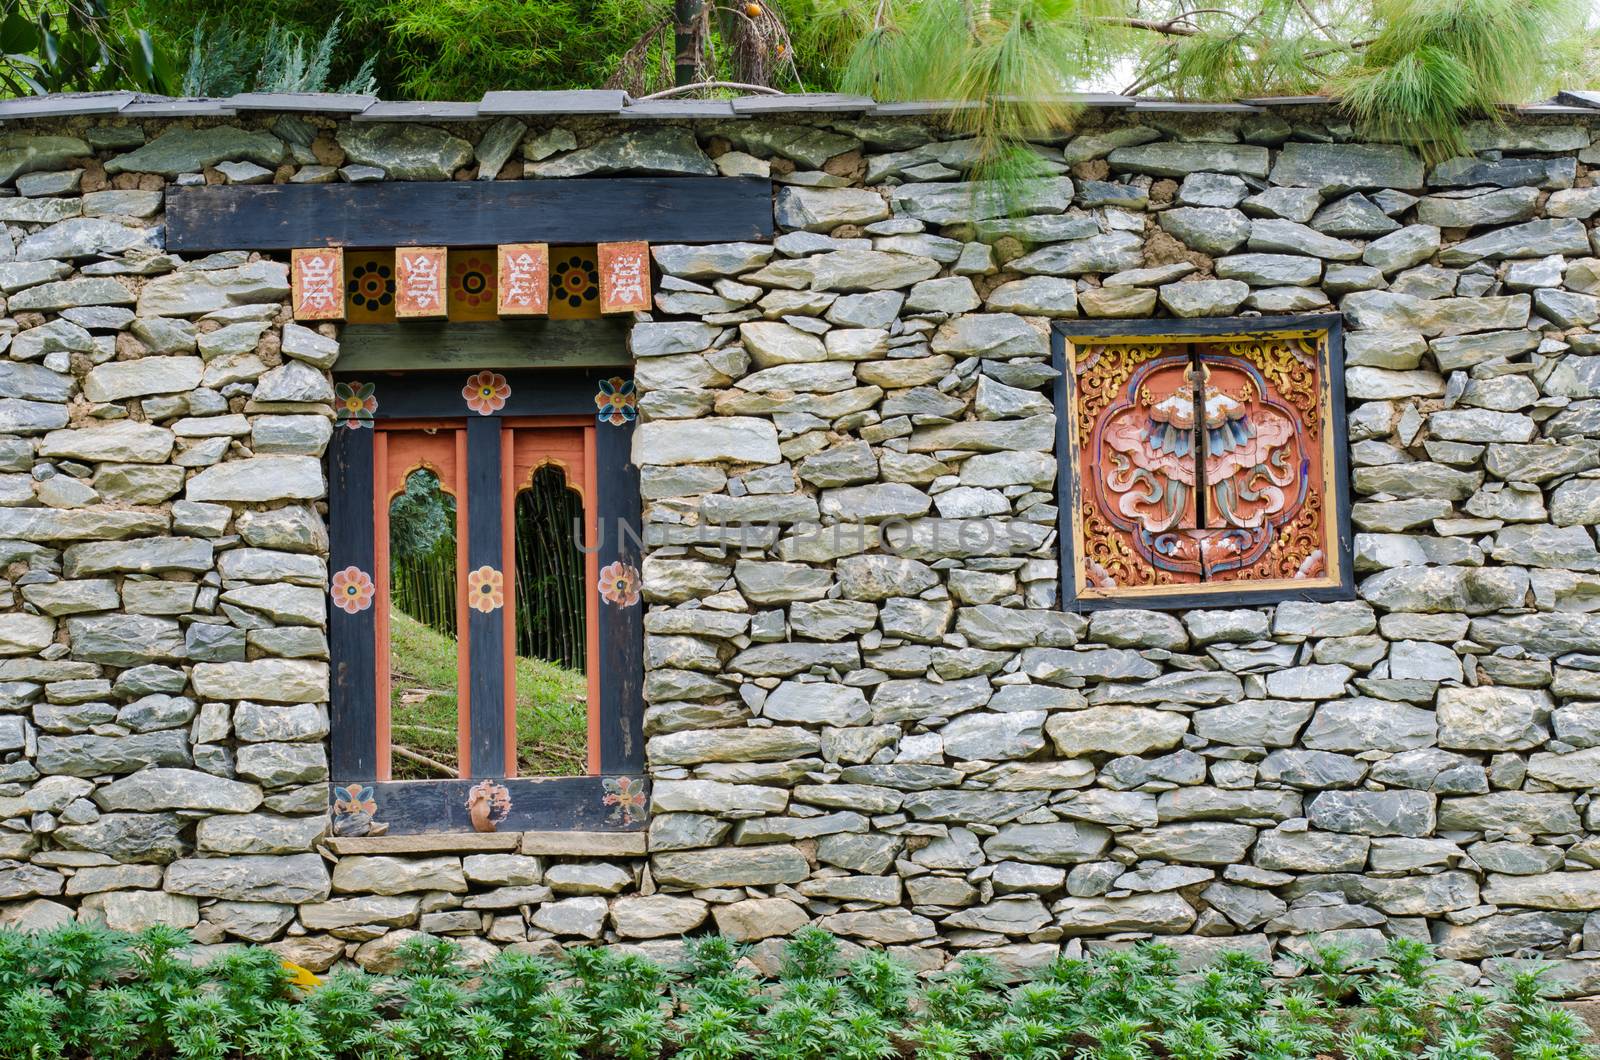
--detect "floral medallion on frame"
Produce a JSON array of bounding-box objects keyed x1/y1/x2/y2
[
  {"x1": 603, "y1": 776, "x2": 647, "y2": 826},
  {"x1": 331, "y1": 566, "x2": 376, "y2": 614},
  {"x1": 463, "y1": 371, "x2": 511, "y2": 415},
  {"x1": 334, "y1": 380, "x2": 377, "y2": 429},
  {"x1": 466, "y1": 565, "x2": 505, "y2": 613},
  {"x1": 597, "y1": 560, "x2": 641, "y2": 608},
  {"x1": 595, "y1": 377, "x2": 637, "y2": 426}
]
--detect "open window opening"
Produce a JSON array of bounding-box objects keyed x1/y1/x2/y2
[
  {"x1": 513, "y1": 464, "x2": 589, "y2": 777},
  {"x1": 387, "y1": 467, "x2": 462, "y2": 781}
]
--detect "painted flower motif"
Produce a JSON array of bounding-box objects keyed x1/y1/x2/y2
[
  {"x1": 595, "y1": 376, "x2": 637, "y2": 426},
  {"x1": 467, "y1": 779, "x2": 512, "y2": 832},
  {"x1": 334, "y1": 380, "x2": 377, "y2": 429},
  {"x1": 467, "y1": 565, "x2": 505, "y2": 613},
  {"x1": 463, "y1": 370, "x2": 511, "y2": 415},
  {"x1": 347, "y1": 260, "x2": 394, "y2": 311},
  {"x1": 603, "y1": 776, "x2": 647, "y2": 826},
  {"x1": 330, "y1": 566, "x2": 376, "y2": 614},
  {"x1": 597, "y1": 560, "x2": 641, "y2": 608},
  {"x1": 449, "y1": 252, "x2": 496, "y2": 309},
  {"x1": 553, "y1": 252, "x2": 600, "y2": 309},
  {"x1": 330, "y1": 783, "x2": 380, "y2": 837}
]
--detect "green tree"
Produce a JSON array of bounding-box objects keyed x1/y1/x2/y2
[{"x1": 0, "y1": 0, "x2": 177, "y2": 96}]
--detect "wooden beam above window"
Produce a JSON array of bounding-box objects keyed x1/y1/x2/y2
[
  {"x1": 336, "y1": 319, "x2": 632, "y2": 373},
  {"x1": 164, "y1": 176, "x2": 774, "y2": 252}
]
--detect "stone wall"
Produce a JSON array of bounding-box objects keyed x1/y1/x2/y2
[{"x1": 1, "y1": 104, "x2": 1599, "y2": 990}]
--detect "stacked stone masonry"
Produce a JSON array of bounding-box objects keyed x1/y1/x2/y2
[{"x1": 0, "y1": 106, "x2": 1597, "y2": 989}]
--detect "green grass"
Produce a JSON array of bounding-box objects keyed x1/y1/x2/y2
[{"x1": 388, "y1": 606, "x2": 588, "y2": 780}]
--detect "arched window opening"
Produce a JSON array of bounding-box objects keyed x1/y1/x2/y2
[
  {"x1": 513, "y1": 463, "x2": 588, "y2": 777},
  {"x1": 387, "y1": 467, "x2": 460, "y2": 780}
]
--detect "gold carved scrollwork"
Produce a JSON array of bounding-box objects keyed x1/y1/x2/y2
[
  {"x1": 1238, "y1": 491, "x2": 1323, "y2": 582},
  {"x1": 1081, "y1": 493, "x2": 1156, "y2": 588},
  {"x1": 1221, "y1": 337, "x2": 1321, "y2": 437},
  {"x1": 1074, "y1": 342, "x2": 1171, "y2": 447}
]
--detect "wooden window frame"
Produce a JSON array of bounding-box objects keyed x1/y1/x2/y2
[
  {"x1": 327, "y1": 368, "x2": 645, "y2": 836},
  {"x1": 1051, "y1": 313, "x2": 1355, "y2": 612}
]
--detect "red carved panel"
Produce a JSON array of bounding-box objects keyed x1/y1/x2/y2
[
  {"x1": 1071, "y1": 333, "x2": 1338, "y2": 602},
  {"x1": 395, "y1": 246, "x2": 448, "y2": 319},
  {"x1": 597, "y1": 241, "x2": 650, "y2": 314},
  {"x1": 497, "y1": 243, "x2": 549, "y2": 316},
  {"x1": 292, "y1": 247, "x2": 343, "y2": 321}
]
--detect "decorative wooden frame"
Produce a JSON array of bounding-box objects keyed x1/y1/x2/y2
[
  {"x1": 1052, "y1": 314, "x2": 1354, "y2": 612},
  {"x1": 327, "y1": 368, "x2": 645, "y2": 835}
]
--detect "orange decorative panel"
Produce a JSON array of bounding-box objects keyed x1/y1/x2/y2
[
  {"x1": 496, "y1": 244, "x2": 548, "y2": 317},
  {"x1": 447, "y1": 249, "x2": 499, "y2": 322},
  {"x1": 344, "y1": 250, "x2": 396, "y2": 324},
  {"x1": 548, "y1": 246, "x2": 601, "y2": 320},
  {"x1": 598, "y1": 241, "x2": 650, "y2": 314},
  {"x1": 1064, "y1": 327, "x2": 1347, "y2": 607},
  {"x1": 395, "y1": 246, "x2": 447, "y2": 319},
  {"x1": 292, "y1": 247, "x2": 343, "y2": 321}
]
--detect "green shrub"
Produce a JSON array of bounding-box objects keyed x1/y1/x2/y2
[{"x1": 0, "y1": 925, "x2": 1594, "y2": 1060}]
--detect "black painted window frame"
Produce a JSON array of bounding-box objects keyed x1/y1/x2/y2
[
  {"x1": 1051, "y1": 313, "x2": 1356, "y2": 612},
  {"x1": 326, "y1": 368, "x2": 647, "y2": 836}
]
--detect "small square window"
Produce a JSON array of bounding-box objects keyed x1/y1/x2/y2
[{"x1": 1053, "y1": 314, "x2": 1354, "y2": 611}]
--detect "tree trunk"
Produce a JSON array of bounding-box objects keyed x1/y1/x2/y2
[{"x1": 674, "y1": 0, "x2": 700, "y2": 86}]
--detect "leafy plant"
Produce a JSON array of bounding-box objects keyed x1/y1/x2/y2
[
  {"x1": 1336, "y1": 0, "x2": 1587, "y2": 161},
  {"x1": 0, "y1": 0, "x2": 177, "y2": 96},
  {"x1": 180, "y1": 13, "x2": 375, "y2": 95},
  {"x1": 0, "y1": 927, "x2": 1594, "y2": 1060}
]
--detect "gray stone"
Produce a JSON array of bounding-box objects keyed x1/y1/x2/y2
[
  {"x1": 1307, "y1": 790, "x2": 1436, "y2": 836},
  {"x1": 889, "y1": 178, "x2": 1072, "y2": 224},
  {"x1": 1158, "y1": 207, "x2": 1250, "y2": 255},
  {"x1": 1417, "y1": 188, "x2": 1540, "y2": 228},
  {"x1": 1247, "y1": 219, "x2": 1361, "y2": 260},
  {"x1": 337, "y1": 123, "x2": 472, "y2": 180},
  {"x1": 1439, "y1": 793, "x2": 1580, "y2": 834},
  {"x1": 1011, "y1": 233, "x2": 1144, "y2": 276},
  {"x1": 1364, "y1": 225, "x2": 1442, "y2": 274},
  {"x1": 107, "y1": 127, "x2": 284, "y2": 176},
  {"x1": 166, "y1": 854, "x2": 330, "y2": 903},
  {"x1": 1440, "y1": 219, "x2": 1590, "y2": 265},
  {"x1": 1438, "y1": 686, "x2": 1551, "y2": 751},
  {"x1": 652, "y1": 845, "x2": 808, "y2": 888},
  {"x1": 1159, "y1": 279, "x2": 1249, "y2": 317},
  {"x1": 18, "y1": 218, "x2": 160, "y2": 260},
  {"x1": 93, "y1": 768, "x2": 260, "y2": 813},
  {"x1": 0, "y1": 133, "x2": 90, "y2": 185},
  {"x1": 1216, "y1": 253, "x2": 1321, "y2": 286},
  {"x1": 1269, "y1": 143, "x2": 1424, "y2": 193},
  {"x1": 1302, "y1": 698, "x2": 1436, "y2": 752},
  {"x1": 1109, "y1": 143, "x2": 1268, "y2": 179},
  {"x1": 1046, "y1": 707, "x2": 1187, "y2": 756},
  {"x1": 775, "y1": 186, "x2": 888, "y2": 230},
  {"x1": 35, "y1": 730, "x2": 190, "y2": 777},
  {"x1": 137, "y1": 262, "x2": 289, "y2": 317},
  {"x1": 186, "y1": 456, "x2": 323, "y2": 502}
]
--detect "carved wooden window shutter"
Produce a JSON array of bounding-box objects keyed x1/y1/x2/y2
[{"x1": 1055, "y1": 315, "x2": 1354, "y2": 610}]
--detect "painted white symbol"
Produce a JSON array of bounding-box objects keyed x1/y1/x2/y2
[{"x1": 299, "y1": 254, "x2": 337, "y2": 310}]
